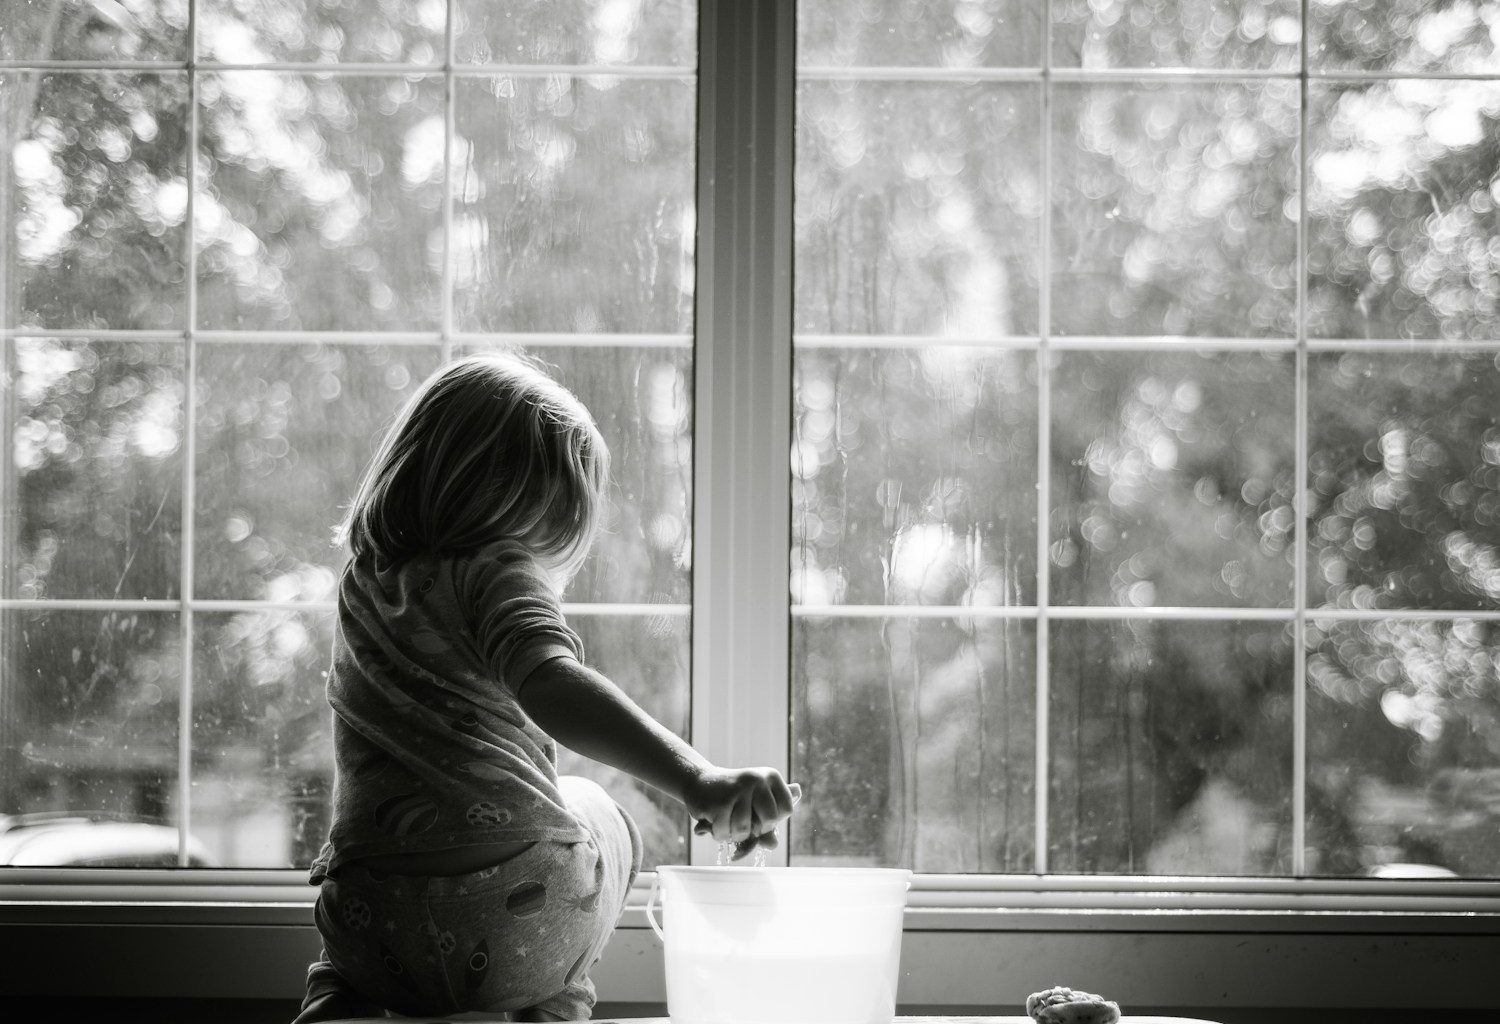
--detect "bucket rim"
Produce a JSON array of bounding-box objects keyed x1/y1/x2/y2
[{"x1": 654, "y1": 865, "x2": 912, "y2": 881}]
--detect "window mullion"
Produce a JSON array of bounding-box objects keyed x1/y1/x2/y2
[
  {"x1": 177, "y1": 0, "x2": 201, "y2": 869},
  {"x1": 691, "y1": 0, "x2": 795, "y2": 866}
]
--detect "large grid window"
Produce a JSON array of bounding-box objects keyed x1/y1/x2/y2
[
  {"x1": 0, "y1": 0, "x2": 695, "y2": 869},
  {"x1": 789, "y1": 0, "x2": 1500, "y2": 878}
]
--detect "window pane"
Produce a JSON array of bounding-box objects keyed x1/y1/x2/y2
[
  {"x1": 4, "y1": 338, "x2": 183, "y2": 600},
  {"x1": 791, "y1": 615, "x2": 1036, "y2": 871},
  {"x1": 1310, "y1": 351, "x2": 1500, "y2": 612},
  {"x1": 1307, "y1": 81, "x2": 1500, "y2": 342},
  {"x1": 453, "y1": 75, "x2": 696, "y2": 334},
  {"x1": 1052, "y1": 0, "x2": 1300, "y2": 70},
  {"x1": 196, "y1": 73, "x2": 444, "y2": 331},
  {"x1": 454, "y1": 0, "x2": 696, "y2": 66},
  {"x1": 199, "y1": 0, "x2": 444, "y2": 64},
  {"x1": 792, "y1": 347, "x2": 1037, "y2": 607},
  {"x1": 457, "y1": 343, "x2": 693, "y2": 605},
  {"x1": 1051, "y1": 350, "x2": 1295, "y2": 608},
  {"x1": 0, "y1": 610, "x2": 184, "y2": 867},
  {"x1": 192, "y1": 610, "x2": 334, "y2": 868},
  {"x1": 4, "y1": 72, "x2": 188, "y2": 330},
  {"x1": 195, "y1": 342, "x2": 440, "y2": 601},
  {"x1": 1307, "y1": 618, "x2": 1500, "y2": 879},
  {"x1": 1309, "y1": 1, "x2": 1500, "y2": 73},
  {"x1": 795, "y1": 81, "x2": 1041, "y2": 337},
  {"x1": 798, "y1": 0, "x2": 1043, "y2": 69},
  {"x1": 0, "y1": 0, "x2": 187, "y2": 62},
  {"x1": 559, "y1": 613, "x2": 690, "y2": 869},
  {"x1": 1051, "y1": 82, "x2": 1298, "y2": 338},
  {"x1": 1049, "y1": 619, "x2": 1292, "y2": 875}
]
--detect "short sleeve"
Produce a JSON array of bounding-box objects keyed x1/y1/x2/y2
[{"x1": 454, "y1": 547, "x2": 584, "y2": 694}]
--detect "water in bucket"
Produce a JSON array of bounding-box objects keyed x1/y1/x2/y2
[{"x1": 648, "y1": 866, "x2": 912, "y2": 1024}]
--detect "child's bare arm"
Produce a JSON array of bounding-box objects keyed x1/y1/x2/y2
[{"x1": 516, "y1": 656, "x2": 797, "y2": 855}]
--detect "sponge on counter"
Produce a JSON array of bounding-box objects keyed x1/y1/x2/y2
[{"x1": 1025, "y1": 985, "x2": 1122, "y2": 1024}]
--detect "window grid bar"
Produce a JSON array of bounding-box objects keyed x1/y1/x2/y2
[
  {"x1": 12, "y1": 328, "x2": 1497, "y2": 352},
  {"x1": 1292, "y1": 0, "x2": 1311, "y2": 877},
  {"x1": 176, "y1": 0, "x2": 201, "y2": 871},
  {"x1": 440, "y1": 0, "x2": 455, "y2": 367},
  {"x1": 8, "y1": 598, "x2": 1497, "y2": 622},
  {"x1": 1033, "y1": 0, "x2": 1054, "y2": 877}
]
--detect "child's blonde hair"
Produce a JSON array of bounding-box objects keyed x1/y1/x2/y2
[{"x1": 340, "y1": 352, "x2": 609, "y2": 585}]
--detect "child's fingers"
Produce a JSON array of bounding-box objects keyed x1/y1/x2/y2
[
  {"x1": 752, "y1": 786, "x2": 780, "y2": 830},
  {"x1": 729, "y1": 790, "x2": 756, "y2": 841}
]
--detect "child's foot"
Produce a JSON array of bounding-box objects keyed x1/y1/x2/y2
[{"x1": 291, "y1": 960, "x2": 383, "y2": 1024}]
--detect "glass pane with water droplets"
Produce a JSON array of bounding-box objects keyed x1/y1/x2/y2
[
  {"x1": 196, "y1": 73, "x2": 444, "y2": 331},
  {"x1": 4, "y1": 338, "x2": 183, "y2": 601},
  {"x1": 194, "y1": 343, "x2": 441, "y2": 601},
  {"x1": 796, "y1": 80, "x2": 1041, "y2": 337},
  {"x1": 1052, "y1": 0, "x2": 1300, "y2": 70},
  {"x1": 792, "y1": 346, "x2": 1038, "y2": 608},
  {"x1": 4, "y1": 72, "x2": 188, "y2": 330},
  {"x1": 453, "y1": 75, "x2": 696, "y2": 333},
  {"x1": 1050, "y1": 82, "x2": 1298, "y2": 338},
  {"x1": 0, "y1": 0, "x2": 187, "y2": 61},
  {"x1": 1309, "y1": 0, "x2": 1500, "y2": 73},
  {"x1": 192, "y1": 610, "x2": 335, "y2": 868},
  {"x1": 454, "y1": 0, "x2": 696, "y2": 66},
  {"x1": 199, "y1": 0, "x2": 445, "y2": 64},
  {"x1": 1049, "y1": 619, "x2": 1293, "y2": 875},
  {"x1": 1309, "y1": 351, "x2": 1500, "y2": 611},
  {"x1": 0, "y1": 610, "x2": 186, "y2": 866},
  {"x1": 798, "y1": 0, "x2": 1043, "y2": 69},
  {"x1": 1306, "y1": 618, "x2": 1500, "y2": 878},
  {"x1": 1307, "y1": 81, "x2": 1500, "y2": 342},
  {"x1": 791, "y1": 615, "x2": 1037, "y2": 872},
  {"x1": 1051, "y1": 350, "x2": 1295, "y2": 609}
]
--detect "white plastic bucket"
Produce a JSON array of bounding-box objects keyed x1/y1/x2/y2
[{"x1": 646, "y1": 866, "x2": 913, "y2": 1024}]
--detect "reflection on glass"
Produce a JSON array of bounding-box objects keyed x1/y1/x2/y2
[
  {"x1": 458, "y1": 344, "x2": 693, "y2": 605},
  {"x1": 1052, "y1": 0, "x2": 1299, "y2": 70},
  {"x1": 196, "y1": 73, "x2": 444, "y2": 331},
  {"x1": 1049, "y1": 619, "x2": 1292, "y2": 875},
  {"x1": 561, "y1": 613, "x2": 691, "y2": 869},
  {"x1": 4, "y1": 72, "x2": 188, "y2": 330},
  {"x1": 453, "y1": 76, "x2": 696, "y2": 333},
  {"x1": 792, "y1": 615, "x2": 1036, "y2": 872},
  {"x1": 1309, "y1": 0, "x2": 1500, "y2": 73},
  {"x1": 4, "y1": 339, "x2": 183, "y2": 600},
  {"x1": 192, "y1": 610, "x2": 334, "y2": 868},
  {"x1": 454, "y1": 0, "x2": 696, "y2": 66},
  {"x1": 1307, "y1": 618, "x2": 1500, "y2": 878},
  {"x1": 792, "y1": 347, "x2": 1037, "y2": 607},
  {"x1": 1309, "y1": 352, "x2": 1500, "y2": 611},
  {"x1": 195, "y1": 343, "x2": 441, "y2": 601},
  {"x1": 796, "y1": 81, "x2": 1041, "y2": 337},
  {"x1": 0, "y1": 611, "x2": 184, "y2": 866},
  {"x1": 1307, "y1": 81, "x2": 1500, "y2": 341},
  {"x1": 0, "y1": 0, "x2": 187, "y2": 61},
  {"x1": 199, "y1": 0, "x2": 444, "y2": 64},
  {"x1": 1051, "y1": 82, "x2": 1298, "y2": 338},
  {"x1": 798, "y1": 0, "x2": 1042, "y2": 69},
  {"x1": 1051, "y1": 350, "x2": 1295, "y2": 608}
]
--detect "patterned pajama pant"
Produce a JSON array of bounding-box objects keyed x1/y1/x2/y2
[{"x1": 297, "y1": 776, "x2": 643, "y2": 1021}]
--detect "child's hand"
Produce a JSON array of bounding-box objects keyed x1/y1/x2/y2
[{"x1": 684, "y1": 767, "x2": 800, "y2": 861}]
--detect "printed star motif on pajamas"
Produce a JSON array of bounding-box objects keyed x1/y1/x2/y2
[
  {"x1": 515, "y1": 944, "x2": 529, "y2": 958},
  {"x1": 384, "y1": 920, "x2": 396, "y2": 932}
]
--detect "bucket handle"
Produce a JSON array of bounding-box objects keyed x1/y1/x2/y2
[{"x1": 645, "y1": 872, "x2": 665, "y2": 943}]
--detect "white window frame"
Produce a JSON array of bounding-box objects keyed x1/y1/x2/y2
[{"x1": 3, "y1": 0, "x2": 1500, "y2": 1011}]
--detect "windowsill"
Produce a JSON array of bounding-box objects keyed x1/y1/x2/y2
[{"x1": 4, "y1": 869, "x2": 1499, "y2": 932}]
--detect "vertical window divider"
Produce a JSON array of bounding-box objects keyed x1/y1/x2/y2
[
  {"x1": 440, "y1": 0, "x2": 456, "y2": 366},
  {"x1": 1292, "y1": 0, "x2": 1311, "y2": 878},
  {"x1": 1034, "y1": 0, "x2": 1055, "y2": 878},
  {"x1": 177, "y1": 0, "x2": 200, "y2": 867},
  {"x1": 691, "y1": 0, "x2": 795, "y2": 867}
]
